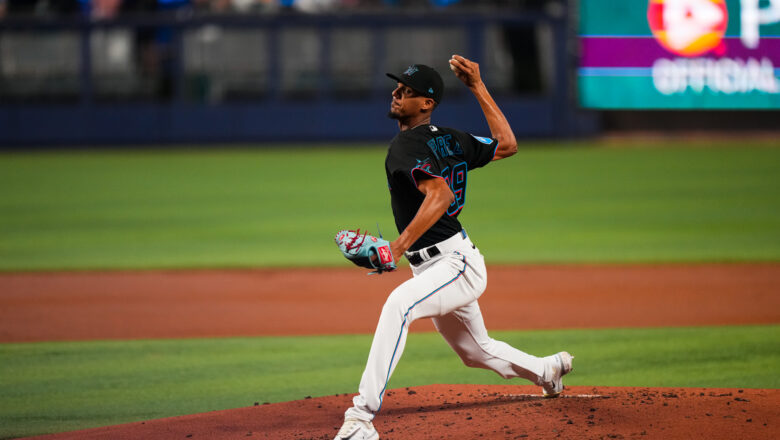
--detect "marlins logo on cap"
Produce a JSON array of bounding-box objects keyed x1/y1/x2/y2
[{"x1": 387, "y1": 64, "x2": 444, "y2": 103}]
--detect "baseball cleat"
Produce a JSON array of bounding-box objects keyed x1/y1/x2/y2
[
  {"x1": 541, "y1": 351, "x2": 574, "y2": 398},
  {"x1": 333, "y1": 418, "x2": 379, "y2": 440}
]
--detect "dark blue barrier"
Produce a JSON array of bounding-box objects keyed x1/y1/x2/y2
[
  {"x1": 2, "y1": 98, "x2": 567, "y2": 145},
  {"x1": 0, "y1": 11, "x2": 598, "y2": 147}
]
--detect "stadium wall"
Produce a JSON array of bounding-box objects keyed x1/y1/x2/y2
[{"x1": 0, "y1": 10, "x2": 598, "y2": 147}]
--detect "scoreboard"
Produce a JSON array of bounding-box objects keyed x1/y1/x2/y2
[{"x1": 578, "y1": 0, "x2": 780, "y2": 109}]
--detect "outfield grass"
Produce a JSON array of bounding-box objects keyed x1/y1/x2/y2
[
  {"x1": 1, "y1": 325, "x2": 778, "y2": 438},
  {"x1": 1, "y1": 140, "x2": 778, "y2": 270}
]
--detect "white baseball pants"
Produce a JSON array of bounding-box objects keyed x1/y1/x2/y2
[{"x1": 345, "y1": 231, "x2": 548, "y2": 422}]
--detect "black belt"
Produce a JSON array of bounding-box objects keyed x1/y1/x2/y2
[{"x1": 406, "y1": 245, "x2": 441, "y2": 266}]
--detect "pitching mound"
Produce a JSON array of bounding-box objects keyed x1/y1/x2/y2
[{"x1": 27, "y1": 385, "x2": 778, "y2": 440}]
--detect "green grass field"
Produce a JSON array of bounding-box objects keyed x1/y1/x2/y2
[
  {"x1": 1, "y1": 140, "x2": 779, "y2": 438},
  {"x1": 1, "y1": 140, "x2": 779, "y2": 270}
]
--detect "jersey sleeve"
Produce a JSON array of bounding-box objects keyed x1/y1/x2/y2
[
  {"x1": 462, "y1": 133, "x2": 499, "y2": 170},
  {"x1": 387, "y1": 136, "x2": 444, "y2": 188}
]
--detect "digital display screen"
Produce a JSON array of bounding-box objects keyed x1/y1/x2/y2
[{"x1": 578, "y1": 0, "x2": 780, "y2": 109}]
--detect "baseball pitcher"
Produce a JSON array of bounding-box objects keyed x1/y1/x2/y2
[{"x1": 333, "y1": 55, "x2": 573, "y2": 440}]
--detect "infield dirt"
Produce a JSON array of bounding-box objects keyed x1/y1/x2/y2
[{"x1": 1, "y1": 264, "x2": 778, "y2": 342}]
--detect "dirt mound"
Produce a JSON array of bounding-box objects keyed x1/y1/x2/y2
[{"x1": 26, "y1": 385, "x2": 778, "y2": 440}]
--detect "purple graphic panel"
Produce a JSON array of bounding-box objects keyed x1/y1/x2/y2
[{"x1": 581, "y1": 37, "x2": 780, "y2": 67}]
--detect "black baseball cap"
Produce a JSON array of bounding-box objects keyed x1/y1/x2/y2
[{"x1": 386, "y1": 64, "x2": 444, "y2": 103}]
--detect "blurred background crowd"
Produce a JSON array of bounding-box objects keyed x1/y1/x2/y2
[
  {"x1": 0, "y1": 0, "x2": 555, "y2": 19},
  {"x1": 0, "y1": 0, "x2": 553, "y2": 105}
]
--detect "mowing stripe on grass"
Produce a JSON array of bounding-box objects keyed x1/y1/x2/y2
[{"x1": 1, "y1": 143, "x2": 779, "y2": 270}]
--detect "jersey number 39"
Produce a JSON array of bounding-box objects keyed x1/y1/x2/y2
[{"x1": 442, "y1": 161, "x2": 467, "y2": 216}]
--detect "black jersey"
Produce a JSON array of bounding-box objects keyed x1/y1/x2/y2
[{"x1": 385, "y1": 124, "x2": 498, "y2": 251}]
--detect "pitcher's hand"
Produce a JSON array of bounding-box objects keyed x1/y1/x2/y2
[{"x1": 449, "y1": 55, "x2": 482, "y2": 89}]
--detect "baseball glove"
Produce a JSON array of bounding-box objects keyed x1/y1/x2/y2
[{"x1": 335, "y1": 229, "x2": 397, "y2": 274}]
